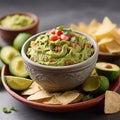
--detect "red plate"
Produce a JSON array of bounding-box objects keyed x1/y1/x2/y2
[{"x1": 1, "y1": 65, "x2": 120, "y2": 112}]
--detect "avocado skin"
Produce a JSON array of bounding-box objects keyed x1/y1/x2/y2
[
  {"x1": 94, "y1": 76, "x2": 109, "y2": 95},
  {"x1": 95, "y1": 68, "x2": 120, "y2": 82}
]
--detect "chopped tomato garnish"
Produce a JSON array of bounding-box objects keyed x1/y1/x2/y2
[
  {"x1": 34, "y1": 55, "x2": 39, "y2": 61},
  {"x1": 78, "y1": 43, "x2": 83, "y2": 48},
  {"x1": 50, "y1": 29, "x2": 56, "y2": 34},
  {"x1": 69, "y1": 33, "x2": 75, "y2": 38},
  {"x1": 66, "y1": 60, "x2": 73, "y2": 65},
  {"x1": 60, "y1": 34, "x2": 69, "y2": 41},
  {"x1": 49, "y1": 26, "x2": 75, "y2": 42},
  {"x1": 33, "y1": 42, "x2": 38, "y2": 46},
  {"x1": 49, "y1": 59, "x2": 55, "y2": 62},
  {"x1": 55, "y1": 30, "x2": 63, "y2": 36},
  {"x1": 71, "y1": 43, "x2": 76, "y2": 48},
  {"x1": 87, "y1": 43, "x2": 92, "y2": 48},
  {"x1": 54, "y1": 46, "x2": 61, "y2": 52},
  {"x1": 50, "y1": 34, "x2": 58, "y2": 41}
]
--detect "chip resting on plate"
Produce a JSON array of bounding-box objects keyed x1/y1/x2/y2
[
  {"x1": 104, "y1": 90, "x2": 120, "y2": 114},
  {"x1": 27, "y1": 90, "x2": 52, "y2": 102},
  {"x1": 21, "y1": 82, "x2": 41, "y2": 95},
  {"x1": 21, "y1": 82, "x2": 84, "y2": 105},
  {"x1": 54, "y1": 90, "x2": 83, "y2": 105}
]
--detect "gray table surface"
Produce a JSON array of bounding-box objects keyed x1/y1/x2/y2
[{"x1": 0, "y1": 0, "x2": 120, "y2": 120}]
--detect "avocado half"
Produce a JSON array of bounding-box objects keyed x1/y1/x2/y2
[{"x1": 95, "y1": 62, "x2": 120, "y2": 82}]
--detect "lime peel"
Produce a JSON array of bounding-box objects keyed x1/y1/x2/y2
[{"x1": 5, "y1": 75, "x2": 33, "y2": 91}]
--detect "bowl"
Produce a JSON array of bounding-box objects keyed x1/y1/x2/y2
[
  {"x1": 0, "y1": 12, "x2": 39, "y2": 44},
  {"x1": 98, "y1": 52, "x2": 120, "y2": 66},
  {"x1": 21, "y1": 30, "x2": 99, "y2": 92}
]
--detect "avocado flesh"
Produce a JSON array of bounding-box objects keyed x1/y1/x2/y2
[
  {"x1": 9, "y1": 56, "x2": 28, "y2": 77},
  {"x1": 0, "y1": 46, "x2": 20, "y2": 65},
  {"x1": 95, "y1": 62, "x2": 120, "y2": 82}
]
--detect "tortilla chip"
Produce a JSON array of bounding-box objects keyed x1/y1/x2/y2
[
  {"x1": 21, "y1": 82, "x2": 40, "y2": 95},
  {"x1": 89, "y1": 19, "x2": 99, "y2": 27},
  {"x1": 94, "y1": 17, "x2": 116, "y2": 37},
  {"x1": 78, "y1": 22, "x2": 88, "y2": 33},
  {"x1": 104, "y1": 90, "x2": 120, "y2": 114},
  {"x1": 111, "y1": 29, "x2": 120, "y2": 45},
  {"x1": 91, "y1": 69, "x2": 98, "y2": 76},
  {"x1": 70, "y1": 24, "x2": 80, "y2": 31},
  {"x1": 43, "y1": 94, "x2": 62, "y2": 105},
  {"x1": 98, "y1": 37, "x2": 113, "y2": 46},
  {"x1": 56, "y1": 90, "x2": 83, "y2": 105},
  {"x1": 88, "y1": 19, "x2": 99, "y2": 35},
  {"x1": 106, "y1": 41, "x2": 120, "y2": 54},
  {"x1": 70, "y1": 17, "x2": 120, "y2": 54},
  {"x1": 27, "y1": 90, "x2": 52, "y2": 101},
  {"x1": 98, "y1": 37, "x2": 114, "y2": 52}
]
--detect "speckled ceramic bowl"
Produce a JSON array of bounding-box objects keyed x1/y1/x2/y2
[
  {"x1": 21, "y1": 31, "x2": 99, "y2": 92},
  {"x1": 0, "y1": 12, "x2": 39, "y2": 44}
]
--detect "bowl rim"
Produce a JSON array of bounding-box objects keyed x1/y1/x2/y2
[
  {"x1": 21, "y1": 30, "x2": 99, "y2": 70},
  {"x1": 0, "y1": 12, "x2": 39, "y2": 31}
]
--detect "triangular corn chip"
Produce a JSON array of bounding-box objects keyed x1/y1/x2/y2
[
  {"x1": 94, "y1": 17, "x2": 116, "y2": 37},
  {"x1": 106, "y1": 41, "x2": 120, "y2": 54},
  {"x1": 21, "y1": 82, "x2": 41, "y2": 95},
  {"x1": 111, "y1": 29, "x2": 120, "y2": 45},
  {"x1": 56, "y1": 90, "x2": 83, "y2": 105},
  {"x1": 104, "y1": 90, "x2": 120, "y2": 114},
  {"x1": 27, "y1": 90, "x2": 52, "y2": 101}
]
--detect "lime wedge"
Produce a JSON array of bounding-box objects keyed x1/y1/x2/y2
[
  {"x1": 94, "y1": 76, "x2": 109, "y2": 94},
  {"x1": 13, "y1": 32, "x2": 32, "y2": 51},
  {"x1": 5, "y1": 76, "x2": 33, "y2": 91},
  {"x1": 82, "y1": 76, "x2": 109, "y2": 94}
]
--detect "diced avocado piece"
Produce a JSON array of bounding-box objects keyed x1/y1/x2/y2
[
  {"x1": 95, "y1": 62, "x2": 120, "y2": 82},
  {"x1": 0, "y1": 46, "x2": 20, "y2": 65},
  {"x1": 9, "y1": 56, "x2": 29, "y2": 77}
]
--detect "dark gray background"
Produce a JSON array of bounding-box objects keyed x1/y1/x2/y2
[{"x1": 0, "y1": 0, "x2": 120, "y2": 120}]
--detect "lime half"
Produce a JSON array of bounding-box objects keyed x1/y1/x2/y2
[
  {"x1": 5, "y1": 76, "x2": 33, "y2": 91},
  {"x1": 82, "y1": 76, "x2": 109, "y2": 94},
  {"x1": 13, "y1": 33, "x2": 32, "y2": 51}
]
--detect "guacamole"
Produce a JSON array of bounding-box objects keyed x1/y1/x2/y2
[
  {"x1": 0, "y1": 14, "x2": 34, "y2": 29},
  {"x1": 27, "y1": 26, "x2": 94, "y2": 66}
]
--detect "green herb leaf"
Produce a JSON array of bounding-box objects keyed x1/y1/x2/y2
[
  {"x1": 63, "y1": 29, "x2": 72, "y2": 35},
  {"x1": 10, "y1": 106, "x2": 16, "y2": 111},
  {"x1": 70, "y1": 36, "x2": 77, "y2": 43},
  {"x1": 56, "y1": 25, "x2": 64, "y2": 30},
  {"x1": 2, "y1": 106, "x2": 16, "y2": 113},
  {"x1": 2, "y1": 107, "x2": 11, "y2": 113}
]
